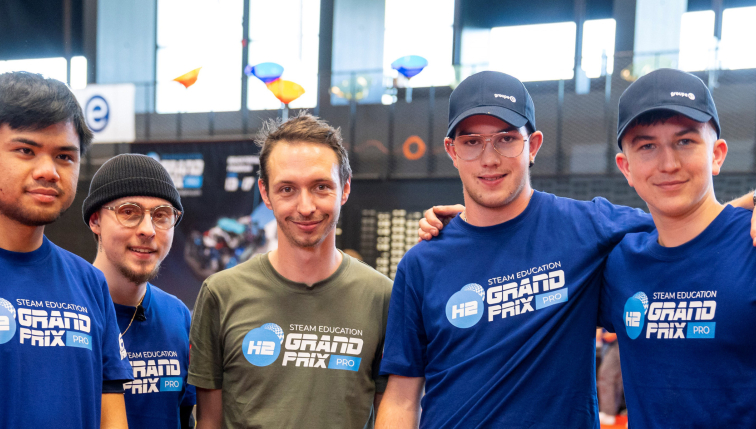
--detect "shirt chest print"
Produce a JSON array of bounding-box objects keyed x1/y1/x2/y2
[
  {"x1": 623, "y1": 290, "x2": 718, "y2": 340},
  {"x1": 445, "y1": 262, "x2": 567, "y2": 329},
  {"x1": 1, "y1": 297, "x2": 94, "y2": 350},
  {"x1": 242, "y1": 322, "x2": 365, "y2": 371}
]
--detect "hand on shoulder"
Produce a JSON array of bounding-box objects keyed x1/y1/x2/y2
[{"x1": 418, "y1": 204, "x2": 465, "y2": 241}]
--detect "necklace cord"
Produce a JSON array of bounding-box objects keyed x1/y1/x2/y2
[{"x1": 120, "y1": 294, "x2": 145, "y2": 337}]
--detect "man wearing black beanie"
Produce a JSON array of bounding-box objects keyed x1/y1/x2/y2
[{"x1": 84, "y1": 153, "x2": 196, "y2": 429}]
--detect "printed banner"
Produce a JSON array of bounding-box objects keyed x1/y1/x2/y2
[{"x1": 74, "y1": 84, "x2": 136, "y2": 144}]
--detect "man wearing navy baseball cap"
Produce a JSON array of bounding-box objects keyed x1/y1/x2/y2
[
  {"x1": 376, "y1": 70, "x2": 660, "y2": 429},
  {"x1": 377, "y1": 70, "x2": 756, "y2": 429},
  {"x1": 599, "y1": 68, "x2": 756, "y2": 428}
]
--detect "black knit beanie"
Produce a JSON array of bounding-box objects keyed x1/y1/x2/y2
[{"x1": 82, "y1": 154, "x2": 183, "y2": 226}]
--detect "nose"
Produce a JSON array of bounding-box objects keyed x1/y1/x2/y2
[
  {"x1": 657, "y1": 145, "x2": 681, "y2": 173},
  {"x1": 135, "y1": 213, "x2": 157, "y2": 238},
  {"x1": 479, "y1": 139, "x2": 502, "y2": 167},
  {"x1": 297, "y1": 190, "x2": 316, "y2": 217},
  {"x1": 32, "y1": 155, "x2": 61, "y2": 183}
]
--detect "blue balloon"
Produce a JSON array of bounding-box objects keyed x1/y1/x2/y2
[
  {"x1": 245, "y1": 62, "x2": 284, "y2": 83},
  {"x1": 391, "y1": 55, "x2": 428, "y2": 79}
]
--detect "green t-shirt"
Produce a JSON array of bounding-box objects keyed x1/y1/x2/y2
[{"x1": 188, "y1": 251, "x2": 392, "y2": 429}]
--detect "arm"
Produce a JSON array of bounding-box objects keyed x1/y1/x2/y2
[
  {"x1": 417, "y1": 204, "x2": 465, "y2": 241},
  {"x1": 725, "y1": 191, "x2": 756, "y2": 246},
  {"x1": 374, "y1": 392, "x2": 384, "y2": 412},
  {"x1": 195, "y1": 388, "x2": 223, "y2": 429},
  {"x1": 100, "y1": 393, "x2": 128, "y2": 429},
  {"x1": 375, "y1": 376, "x2": 424, "y2": 428}
]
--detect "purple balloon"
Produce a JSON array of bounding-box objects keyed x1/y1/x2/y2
[
  {"x1": 245, "y1": 62, "x2": 284, "y2": 83},
  {"x1": 391, "y1": 55, "x2": 428, "y2": 79}
]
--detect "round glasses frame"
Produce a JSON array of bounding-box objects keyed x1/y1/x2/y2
[
  {"x1": 102, "y1": 202, "x2": 181, "y2": 230},
  {"x1": 446, "y1": 132, "x2": 529, "y2": 161}
]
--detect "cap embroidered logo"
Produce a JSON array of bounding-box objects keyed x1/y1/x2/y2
[
  {"x1": 670, "y1": 92, "x2": 695, "y2": 100},
  {"x1": 494, "y1": 94, "x2": 516, "y2": 102}
]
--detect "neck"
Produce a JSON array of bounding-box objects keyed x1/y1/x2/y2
[
  {"x1": 268, "y1": 231, "x2": 342, "y2": 287},
  {"x1": 93, "y1": 253, "x2": 147, "y2": 307},
  {"x1": 0, "y1": 215, "x2": 45, "y2": 253},
  {"x1": 651, "y1": 191, "x2": 724, "y2": 248},
  {"x1": 463, "y1": 183, "x2": 534, "y2": 227}
]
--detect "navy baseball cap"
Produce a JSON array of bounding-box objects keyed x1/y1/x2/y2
[
  {"x1": 617, "y1": 68, "x2": 720, "y2": 149},
  {"x1": 447, "y1": 71, "x2": 536, "y2": 138}
]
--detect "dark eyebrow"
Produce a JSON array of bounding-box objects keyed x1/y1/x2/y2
[
  {"x1": 674, "y1": 127, "x2": 700, "y2": 137},
  {"x1": 11, "y1": 137, "x2": 42, "y2": 147},
  {"x1": 11, "y1": 137, "x2": 79, "y2": 153},
  {"x1": 274, "y1": 178, "x2": 337, "y2": 187},
  {"x1": 630, "y1": 127, "x2": 702, "y2": 146},
  {"x1": 630, "y1": 134, "x2": 655, "y2": 145},
  {"x1": 457, "y1": 124, "x2": 518, "y2": 137}
]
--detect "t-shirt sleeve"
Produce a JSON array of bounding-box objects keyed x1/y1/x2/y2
[
  {"x1": 372, "y1": 281, "x2": 392, "y2": 393},
  {"x1": 380, "y1": 260, "x2": 427, "y2": 377},
  {"x1": 589, "y1": 197, "x2": 654, "y2": 250},
  {"x1": 188, "y1": 282, "x2": 224, "y2": 390},
  {"x1": 100, "y1": 279, "x2": 134, "y2": 383}
]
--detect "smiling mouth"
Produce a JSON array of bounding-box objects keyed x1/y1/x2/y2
[
  {"x1": 655, "y1": 180, "x2": 688, "y2": 188},
  {"x1": 478, "y1": 174, "x2": 507, "y2": 182},
  {"x1": 129, "y1": 247, "x2": 156, "y2": 254}
]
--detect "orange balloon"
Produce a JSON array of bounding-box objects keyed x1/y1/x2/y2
[
  {"x1": 174, "y1": 67, "x2": 202, "y2": 88},
  {"x1": 266, "y1": 79, "x2": 305, "y2": 104}
]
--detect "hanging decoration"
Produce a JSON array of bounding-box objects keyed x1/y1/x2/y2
[
  {"x1": 391, "y1": 55, "x2": 428, "y2": 103},
  {"x1": 244, "y1": 62, "x2": 284, "y2": 83},
  {"x1": 266, "y1": 79, "x2": 305, "y2": 105},
  {"x1": 391, "y1": 55, "x2": 428, "y2": 79},
  {"x1": 173, "y1": 67, "x2": 202, "y2": 88}
]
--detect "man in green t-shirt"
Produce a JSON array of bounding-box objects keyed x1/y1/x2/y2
[{"x1": 188, "y1": 113, "x2": 392, "y2": 429}]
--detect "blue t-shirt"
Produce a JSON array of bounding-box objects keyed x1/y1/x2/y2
[
  {"x1": 381, "y1": 191, "x2": 653, "y2": 429},
  {"x1": 116, "y1": 283, "x2": 196, "y2": 429},
  {"x1": 599, "y1": 205, "x2": 756, "y2": 428},
  {"x1": 0, "y1": 236, "x2": 133, "y2": 428}
]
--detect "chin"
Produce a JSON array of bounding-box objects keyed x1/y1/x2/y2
[{"x1": 648, "y1": 200, "x2": 694, "y2": 218}]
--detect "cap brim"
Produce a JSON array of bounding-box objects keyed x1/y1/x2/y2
[
  {"x1": 617, "y1": 105, "x2": 713, "y2": 147},
  {"x1": 447, "y1": 105, "x2": 529, "y2": 138}
]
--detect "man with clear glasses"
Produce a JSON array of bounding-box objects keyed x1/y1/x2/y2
[
  {"x1": 376, "y1": 70, "x2": 661, "y2": 429},
  {"x1": 83, "y1": 153, "x2": 196, "y2": 429}
]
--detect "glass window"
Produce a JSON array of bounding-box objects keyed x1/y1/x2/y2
[
  {"x1": 247, "y1": 0, "x2": 320, "y2": 110},
  {"x1": 489, "y1": 22, "x2": 576, "y2": 82},
  {"x1": 720, "y1": 6, "x2": 756, "y2": 70},
  {"x1": 383, "y1": 0, "x2": 455, "y2": 88},
  {"x1": 0, "y1": 57, "x2": 68, "y2": 83},
  {"x1": 581, "y1": 19, "x2": 615, "y2": 78},
  {"x1": 678, "y1": 10, "x2": 716, "y2": 72},
  {"x1": 155, "y1": 0, "x2": 243, "y2": 113},
  {"x1": 70, "y1": 56, "x2": 88, "y2": 89}
]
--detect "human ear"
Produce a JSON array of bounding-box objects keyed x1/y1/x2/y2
[
  {"x1": 615, "y1": 152, "x2": 634, "y2": 188},
  {"x1": 259, "y1": 179, "x2": 274, "y2": 210},
  {"x1": 711, "y1": 139, "x2": 728, "y2": 176}
]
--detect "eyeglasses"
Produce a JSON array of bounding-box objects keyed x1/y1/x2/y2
[
  {"x1": 102, "y1": 202, "x2": 181, "y2": 230},
  {"x1": 447, "y1": 132, "x2": 529, "y2": 161}
]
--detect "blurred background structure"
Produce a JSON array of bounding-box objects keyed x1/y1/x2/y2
[{"x1": 3, "y1": 0, "x2": 756, "y2": 297}]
